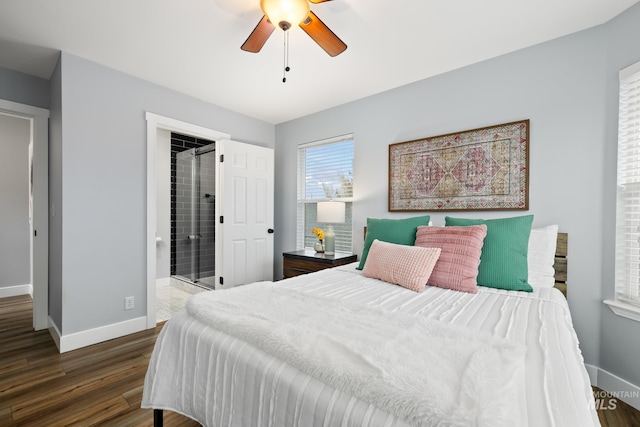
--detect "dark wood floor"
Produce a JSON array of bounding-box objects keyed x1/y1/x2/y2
[
  {"x1": 1, "y1": 294, "x2": 639, "y2": 426},
  {"x1": 0, "y1": 294, "x2": 199, "y2": 426},
  {"x1": 595, "y1": 386, "x2": 640, "y2": 427}
]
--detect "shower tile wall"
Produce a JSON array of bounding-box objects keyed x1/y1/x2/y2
[
  {"x1": 171, "y1": 133, "x2": 215, "y2": 279},
  {"x1": 174, "y1": 151, "x2": 194, "y2": 277}
]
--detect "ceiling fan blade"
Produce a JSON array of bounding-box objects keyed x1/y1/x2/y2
[
  {"x1": 241, "y1": 15, "x2": 275, "y2": 53},
  {"x1": 309, "y1": 0, "x2": 333, "y2": 3},
  {"x1": 299, "y1": 11, "x2": 347, "y2": 57}
]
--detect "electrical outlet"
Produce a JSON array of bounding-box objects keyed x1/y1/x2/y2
[{"x1": 125, "y1": 296, "x2": 134, "y2": 310}]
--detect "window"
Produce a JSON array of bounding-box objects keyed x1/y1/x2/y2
[
  {"x1": 610, "y1": 60, "x2": 640, "y2": 321},
  {"x1": 297, "y1": 135, "x2": 354, "y2": 252}
]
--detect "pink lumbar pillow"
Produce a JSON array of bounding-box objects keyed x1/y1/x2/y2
[
  {"x1": 361, "y1": 239, "x2": 441, "y2": 292},
  {"x1": 413, "y1": 225, "x2": 487, "y2": 293}
]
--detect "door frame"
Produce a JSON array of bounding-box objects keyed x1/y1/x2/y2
[
  {"x1": 0, "y1": 99, "x2": 49, "y2": 331},
  {"x1": 145, "y1": 113, "x2": 229, "y2": 328}
]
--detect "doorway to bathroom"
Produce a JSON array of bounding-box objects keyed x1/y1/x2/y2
[
  {"x1": 172, "y1": 135, "x2": 216, "y2": 288},
  {"x1": 147, "y1": 112, "x2": 275, "y2": 328},
  {"x1": 155, "y1": 132, "x2": 216, "y2": 322}
]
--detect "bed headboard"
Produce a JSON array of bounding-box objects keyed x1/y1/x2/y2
[
  {"x1": 554, "y1": 233, "x2": 568, "y2": 296},
  {"x1": 363, "y1": 227, "x2": 569, "y2": 296}
]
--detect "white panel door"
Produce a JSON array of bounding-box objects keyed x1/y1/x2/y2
[{"x1": 217, "y1": 140, "x2": 274, "y2": 288}]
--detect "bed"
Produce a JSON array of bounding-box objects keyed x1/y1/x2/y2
[{"x1": 142, "y1": 225, "x2": 597, "y2": 426}]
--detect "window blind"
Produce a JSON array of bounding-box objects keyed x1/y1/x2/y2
[
  {"x1": 297, "y1": 135, "x2": 354, "y2": 252},
  {"x1": 615, "y1": 61, "x2": 640, "y2": 306}
]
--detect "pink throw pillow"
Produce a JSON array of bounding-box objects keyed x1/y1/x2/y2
[
  {"x1": 414, "y1": 225, "x2": 487, "y2": 293},
  {"x1": 361, "y1": 239, "x2": 441, "y2": 292}
]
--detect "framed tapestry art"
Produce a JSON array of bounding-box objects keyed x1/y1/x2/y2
[{"x1": 388, "y1": 120, "x2": 529, "y2": 211}]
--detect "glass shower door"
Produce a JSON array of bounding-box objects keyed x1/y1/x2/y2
[{"x1": 174, "y1": 143, "x2": 216, "y2": 287}]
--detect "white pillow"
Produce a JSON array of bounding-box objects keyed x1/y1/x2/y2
[{"x1": 528, "y1": 225, "x2": 558, "y2": 288}]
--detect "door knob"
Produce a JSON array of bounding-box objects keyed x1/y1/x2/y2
[{"x1": 267, "y1": 228, "x2": 275, "y2": 234}]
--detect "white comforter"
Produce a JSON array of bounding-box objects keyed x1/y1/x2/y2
[{"x1": 142, "y1": 263, "x2": 598, "y2": 427}]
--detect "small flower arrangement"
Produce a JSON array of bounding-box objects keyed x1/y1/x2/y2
[
  {"x1": 312, "y1": 227, "x2": 325, "y2": 242},
  {"x1": 312, "y1": 227, "x2": 325, "y2": 253}
]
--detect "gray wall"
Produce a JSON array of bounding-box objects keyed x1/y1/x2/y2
[
  {"x1": 600, "y1": 4, "x2": 640, "y2": 389},
  {"x1": 0, "y1": 113, "x2": 31, "y2": 289},
  {"x1": 50, "y1": 51, "x2": 274, "y2": 335},
  {"x1": 48, "y1": 57, "x2": 63, "y2": 328},
  {"x1": 0, "y1": 66, "x2": 50, "y2": 109},
  {"x1": 274, "y1": 2, "x2": 640, "y2": 388}
]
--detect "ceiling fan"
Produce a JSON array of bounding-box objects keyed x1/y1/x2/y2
[{"x1": 241, "y1": 0, "x2": 347, "y2": 57}]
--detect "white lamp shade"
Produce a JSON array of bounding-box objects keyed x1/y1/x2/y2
[
  {"x1": 317, "y1": 201, "x2": 346, "y2": 224},
  {"x1": 260, "y1": 0, "x2": 310, "y2": 29}
]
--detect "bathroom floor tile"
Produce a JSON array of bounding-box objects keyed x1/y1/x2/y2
[{"x1": 156, "y1": 279, "x2": 207, "y2": 322}]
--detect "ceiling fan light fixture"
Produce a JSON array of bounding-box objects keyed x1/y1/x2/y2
[{"x1": 260, "y1": 0, "x2": 310, "y2": 31}]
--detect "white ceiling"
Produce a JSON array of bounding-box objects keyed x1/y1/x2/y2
[{"x1": 0, "y1": 0, "x2": 637, "y2": 124}]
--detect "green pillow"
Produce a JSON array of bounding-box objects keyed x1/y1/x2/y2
[
  {"x1": 445, "y1": 215, "x2": 534, "y2": 292},
  {"x1": 357, "y1": 215, "x2": 431, "y2": 270}
]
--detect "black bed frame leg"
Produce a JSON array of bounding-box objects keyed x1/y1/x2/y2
[{"x1": 154, "y1": 409, "x2": 164, "y2": 427}]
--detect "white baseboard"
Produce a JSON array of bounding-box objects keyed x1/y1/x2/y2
[
  {"x1": 156, "y1": 277, "x2": 170, "y2": 288},
  {"x1": 585, "y1": 363, "x2": 599, "y2": 385},
  {"x1": 0, "y1": 284, "x2": 33, "y2": 298},
  {"x1": 48, "y1": 316, "x2": 147, "y2": 353},
  {"x1": 48, "y1": 317, "x2": 62, "y2": 351},
  {"x1": 587, "y1": 363, "x2": 640, "y2": 411}
]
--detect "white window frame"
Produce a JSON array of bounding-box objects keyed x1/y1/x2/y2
[
  {"x1": 297, "y1": 134, "x2": 354, "y2": 252},
  {"x1": 606, "y1": 60, "x2": 640, "y2": 322}
]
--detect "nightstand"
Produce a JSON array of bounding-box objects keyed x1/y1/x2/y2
[{"x1": 283, "y1": 249, "x2": 358, "y2": 279}]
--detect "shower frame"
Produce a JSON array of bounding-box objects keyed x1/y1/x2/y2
[{"x1": 171, "y1": 136, "x2": 216, "y2": 288}]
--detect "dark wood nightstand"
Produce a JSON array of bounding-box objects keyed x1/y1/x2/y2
[{"x1": 283, "y1": 249, "x2": 358, "y2": 279}]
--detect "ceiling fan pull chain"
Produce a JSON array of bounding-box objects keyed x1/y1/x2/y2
[{"x1": 282, "y1": 30, "x2": 290, "y2": 83}]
